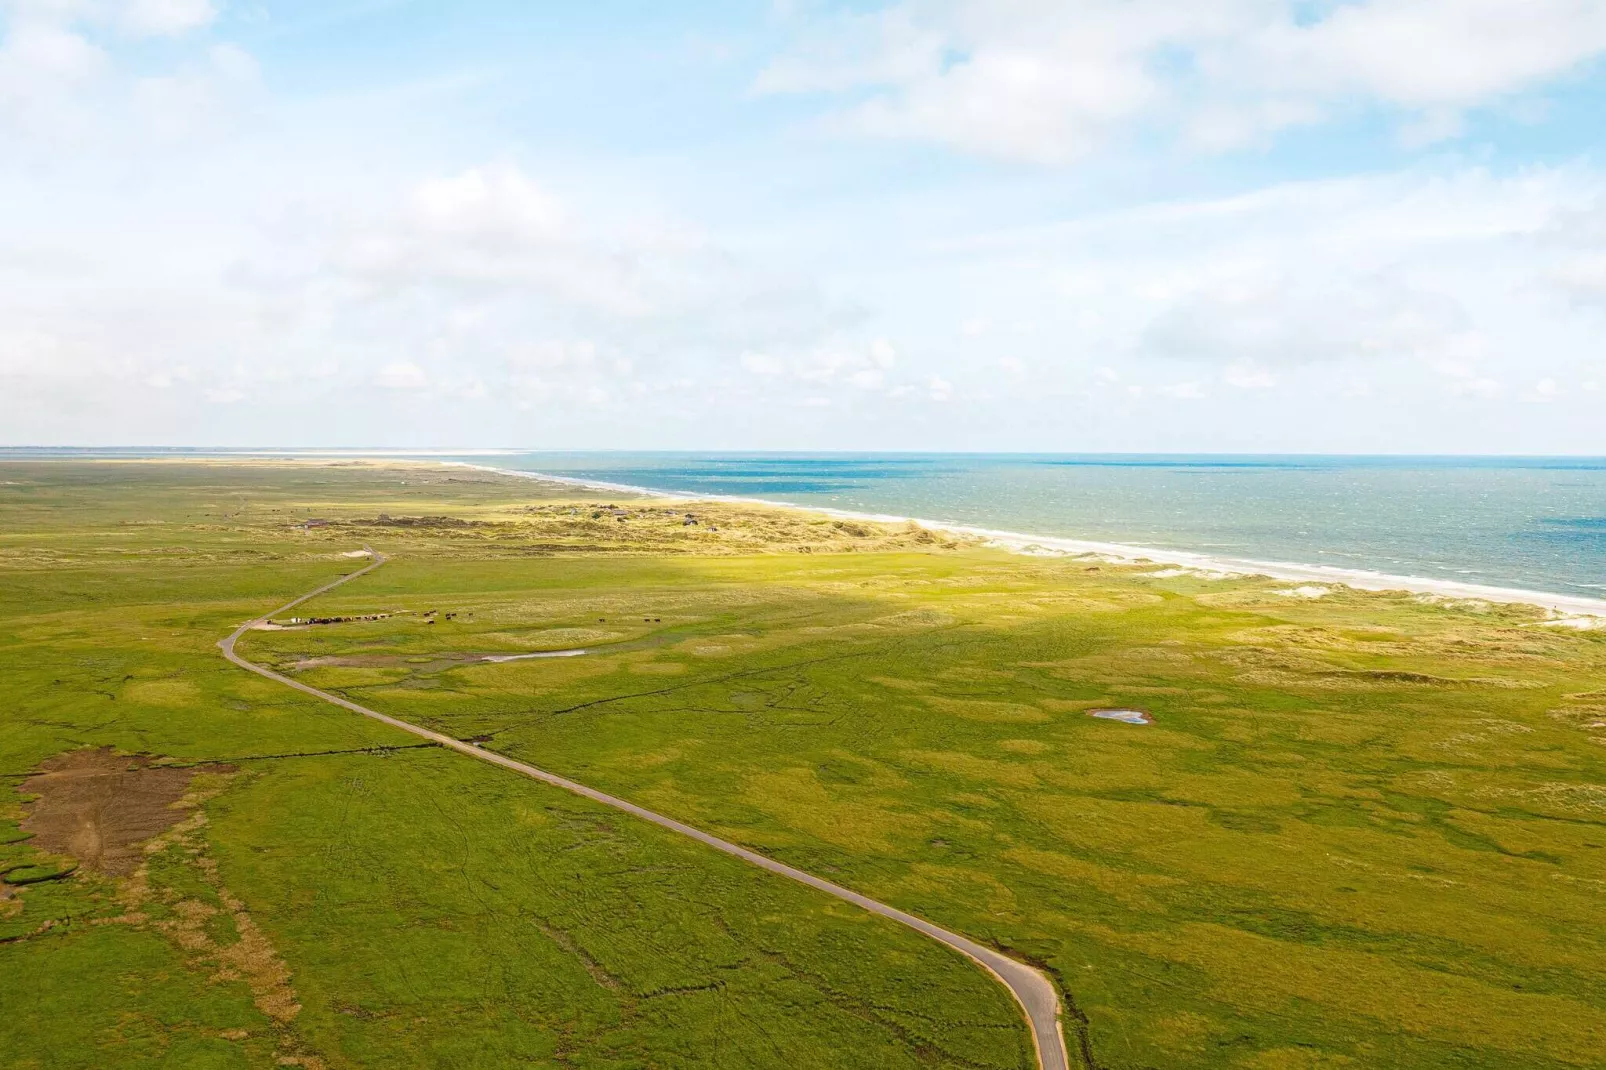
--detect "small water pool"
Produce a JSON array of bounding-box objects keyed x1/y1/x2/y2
[
  {"x1": 1088, "y1": 708, "x2": 1152, "y2": 725},
  {"x1": 481, "y1": 649, "x2": 589, "y2": 663}
]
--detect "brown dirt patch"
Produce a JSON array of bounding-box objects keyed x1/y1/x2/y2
[
  {"x1": 12, "y1": 750, "x2": 323, "y2": 1064},
  {"x1": 17, "y1": 748, "x2": 234, "y2": 876}
]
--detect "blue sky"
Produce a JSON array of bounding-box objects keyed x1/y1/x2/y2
[{"x1": 3, "y1": 0, "x2": 1605, "y2": 451}]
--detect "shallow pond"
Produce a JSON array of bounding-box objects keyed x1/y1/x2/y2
[
  {"x1": 1088, "y1": 708, "x2": 1152, "y2": 725},
  {"x1": 481, "y1": 649, "x2": 589, "y2": 662}
]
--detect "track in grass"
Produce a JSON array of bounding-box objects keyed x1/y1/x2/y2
[{"x1": 219, "y1": 548, "x2": 1071, "y2": 1070}]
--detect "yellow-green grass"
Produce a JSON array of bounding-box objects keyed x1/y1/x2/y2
[
  {"x1": 7, "y1": 459, "x2": 1606, "y2": 1068},
  {"x1": 249, "y1": 471, "x2": 1605, "y2": 1069},
  {"x1": 0, "y1": 462, "x2": 1028, "y2": 1070}
]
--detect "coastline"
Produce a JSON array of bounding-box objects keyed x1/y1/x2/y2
[{"x1": 447, "y1": 461, "x2": 1606, "y2": 620}]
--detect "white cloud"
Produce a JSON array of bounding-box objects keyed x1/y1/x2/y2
[
  {"x1": 2, "y1": 6, "x2": 1604, "y2": 451},
  {"x1": 313, "y1": 164, "x2": 842, "y2": 349},
  {"x1": 509, "y1": 339, "x2": 596, "y2": 372},
  {"x1": 0, "y1": 141, "x2": 861, "y2": 443},
  {"x1": 736, "y1": 337, "x2": 906, "y2": 395},
  {"x1": 1551, "y1": 253, "x2": 1606, "y2": 303},
  {"x1": 761, "y1": 1, "x2": 1606, "y2": 163},
  {"x1": 1456, "y1": 376, "x2": 1505, "y2": 398},
  {"x1": 0, "y1": 0, "x2": 249, "y2": 150},
  {"x1": 0, "y1": 324, "x2": 85, "y2": 379},
  {"x1": 759, "y1": 0, "x2": 1184, "y2": 164},
  {"x1": 507, "y1": 340, "x2": 603, "y2": 398},
  {"x1": 0, "y1": 19, "x2": 104, "y2": 134},
  {"x1": 375, "y1": 361, "x2": 429, "y2": 390},
  {"x1": 411, "y1": 166, "x2": 565, "y2": 241},
  {"x1": 741, "y1": 350, "x2": 785, "y2": 376},
  {"x1": 134, "y1": 42, "x2": 259, "y2": 143},
  {"x1": 1531, "y1": 376, "x2": 1559, "y2": 400},
  {"x1": 1223, "y1": 360, "x2": 1275, "y2": 389},
  {"x1": 1, "y1": 0, "x2": 216, "y2": 37},
  {"x1": 1436, "y1": 356, "x2": 1506, "y2": 398},
  {"x1": 1143, "y1": 272, "x2": 1474, "y2": 365},
  {"x1": 1228, "y1": 1, "x2": 1606, "y2": 108},
  {"x1": 1158, "y1": 381, "x2": 1208, "y2": 400},
  {"x1": 944, "y1": 167, "x2": 1606, "y2": 403},
  {"x1": 122, "y1": 0, "x2": 215, "y2": 37},
  {"x1": 1542, "y1": 199, "x2": 1606, "y2": 308},
  {"x1": 0, "y1": 18, "x2": 101, "y2": 82}
]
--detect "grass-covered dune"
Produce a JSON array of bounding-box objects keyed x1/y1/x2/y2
[
  {"x1": 0, "y1": 462, "x2": 1026, "y2": 1070},
  {"x1": 5, "y1": 460, "x2": 1606, "y2": 1069}
]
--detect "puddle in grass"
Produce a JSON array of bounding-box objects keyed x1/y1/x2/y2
[
  {"x1": 1088, "y1": 708, "x2": 1153, "y2": 725},
  {"x1": 293, "y1": 649, "x2": 590, "y2": 670},
  {"x1": 480, "y1": 650, "x2": 589, "y2": 663}
]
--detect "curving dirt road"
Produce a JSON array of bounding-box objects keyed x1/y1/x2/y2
[{"x1": 219, "y1": 550, "x2": 1071, "y2": 1070}]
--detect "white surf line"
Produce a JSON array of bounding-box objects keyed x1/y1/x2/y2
[
  {"x1": 444, "y1": 460, "x2": 1606, "y2": 619},
  {"x1": 218, "y1": 550, "x2": 1071, "y2": 1070}
]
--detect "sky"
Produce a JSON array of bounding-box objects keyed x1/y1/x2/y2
[{"x1": 2, "y1": 0, "x2": 1605, "y2": 453}]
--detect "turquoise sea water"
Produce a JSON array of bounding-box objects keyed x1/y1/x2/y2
[
  {"x1": 463, "y1": 454, "x2": 1606, "y2": 599},
  {"x1": 7, "y1": 449, "x2": 1602, "y2": 600}
]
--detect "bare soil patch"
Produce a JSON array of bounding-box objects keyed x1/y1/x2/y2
[{"x1": 17, "y1": 748, "x2": 234, "y2": 876}]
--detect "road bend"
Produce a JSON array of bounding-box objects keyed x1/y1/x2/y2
[{"x1": 219, "y1": 549, "x2": 1071, "y2": 1070}]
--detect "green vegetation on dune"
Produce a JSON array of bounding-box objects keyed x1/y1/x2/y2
[
  {"x1": 0, "y1": 462, "x2": 1027, "y2": 1070},
  {"x1": 5, "y1": 460, "x2": 1606, "y2": 1069},
  {"x1": 269, "y1": 550, "x2": 1606, "y2": 1069}
]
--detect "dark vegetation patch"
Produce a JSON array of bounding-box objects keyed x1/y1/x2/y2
[{"x1": 351, "y1": 514, "x2": 482, "y2": 528}]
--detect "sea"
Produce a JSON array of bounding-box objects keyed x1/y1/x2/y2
[
  {"x1": 448, "y1": 453, "x2": 1606, "y2": 600},
  {"x1": 6, "y1": 449, "x2": 1604, "y2": 601}
]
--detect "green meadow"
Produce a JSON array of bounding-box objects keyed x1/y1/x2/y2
[{"x1": 5, "y1": 460, "x2": 1606, "y2": 1069}]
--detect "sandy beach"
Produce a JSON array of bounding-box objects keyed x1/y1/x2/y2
[{"x1": 450, "y1": 461, "x2": 1606, "y2": 622}]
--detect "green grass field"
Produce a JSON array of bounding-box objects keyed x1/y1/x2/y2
[{"x1": 4, "y1": 460, "x2": 1606, "y2": 1069}]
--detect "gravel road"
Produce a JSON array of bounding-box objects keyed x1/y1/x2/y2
[{"x1": 219, "y1": 549, "x2": 1071, "y2": 1070}]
